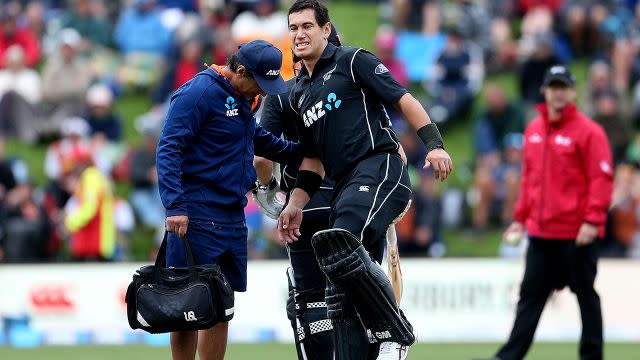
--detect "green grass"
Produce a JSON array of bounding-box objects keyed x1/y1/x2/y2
[{"x1": 1, "y1": 343, "x2": 638, "y2": 360}]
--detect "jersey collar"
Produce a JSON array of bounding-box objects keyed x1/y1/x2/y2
[{"x1": 299, "y1": 43, "x2": 338, "y2": 77}]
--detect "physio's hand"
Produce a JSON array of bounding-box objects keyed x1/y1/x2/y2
[
  {"x1": 166, "y1": 215, "x2": 189, "y2": 238},
  {"x1": 576, "y1": 222, "x2": 598, "y2": 246},
  {"x1": 277, "y1": 204, "x2": 302, "y2": 243},
  {"x1": 424, "y1": 148, "x2": 453, "y2": 182}
]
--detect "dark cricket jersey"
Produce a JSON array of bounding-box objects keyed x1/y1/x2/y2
[
  {"x1": 262, "y1": 78, "x2": 335, "y2": 191},
  {"x1": 289, "y1": 43, "x2": 407, "y2": 181}
]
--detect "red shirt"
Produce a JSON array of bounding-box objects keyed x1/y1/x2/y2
[
  {"x1": 0, "y1": 29, "x2": 40, "y2": 68},
  {"x1": 514, "y1": 103, "x2": 613, "y2": 239},
  {"x1": 173, "y1": 60, "x2": 200, "y2": 90}
]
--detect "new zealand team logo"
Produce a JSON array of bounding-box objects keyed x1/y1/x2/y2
[
  {"x1": 303, "y1": 92, "x2": 342, "y2": 127},
  {"x1": 225, "y1": 96, "x2": 238, "y2": 116}
]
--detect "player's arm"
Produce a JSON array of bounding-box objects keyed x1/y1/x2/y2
[
  {"x1": 577, "y1": 126, "x2": 614, "y2": 245},
  {"x1": 278, "y1": 157, "x2": 324, "y2": 243},
  {"x1": 156, "y1": 88, "x2": 208, "y2": 237},
  {"x1": 351, "y1": 49, "x2": 452, "y2": 181},
  {"x1": 253, "y1": 124, "x2": 301, "y2": 166}
]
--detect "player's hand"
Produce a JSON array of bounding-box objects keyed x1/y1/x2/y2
[
  {"x1": 503, "y1": 221, "x2": 524, "y2": 244},
  {"x1": 576, "y1": 222, "x2": 598, "y2": 246},
  {"x1": 424, "y1": 148, "x2": 453, "y2": 182},
  {"x1": 278, "y1": 204, "x2": 302, "y2": 243},
  {"x1": 166, "y1": 215, "x2": 189, "y2": 238}
]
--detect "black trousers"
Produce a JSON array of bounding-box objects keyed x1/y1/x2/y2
[{"x1": 496, "y1": 237, "x2": 603, "y2": 360}]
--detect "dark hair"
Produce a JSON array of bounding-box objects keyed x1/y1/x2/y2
[
  {"x1": 288, "y1": 0, "x2": 330, "y2": 27},
  {"x1": 226, "y1": 53, "x2": 253, "y2": 78}
]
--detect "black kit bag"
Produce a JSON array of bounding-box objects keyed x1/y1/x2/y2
[{"x1": 125, "y1": 233, "x2": 235, "y2": 333}]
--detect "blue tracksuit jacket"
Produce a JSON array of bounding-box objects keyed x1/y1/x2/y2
[{"x1": 157, "y1": 67, "x2": 299, "y2": 223}]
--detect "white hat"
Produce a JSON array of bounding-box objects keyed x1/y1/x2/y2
[
  {"x1": 59, "y1": 28, "x2": 81, "y2": 48},
  {"x1": 86, "y1": 83, "x2": 113, "y2": 107},
  {"x1": 61, "y1": 117, "x2": 90, "y2": 137}
]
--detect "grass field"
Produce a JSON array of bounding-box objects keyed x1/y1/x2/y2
[{"x1": 1, "y1": 343, "x2": 639, "y2": 360}]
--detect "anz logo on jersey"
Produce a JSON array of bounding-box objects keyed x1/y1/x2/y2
[
  {"x1": 303, "y1": 92, "x2": 342, "y2": 127},
  {"x1": 224, "y1": 96, "x2": 238, "y2": 116}
]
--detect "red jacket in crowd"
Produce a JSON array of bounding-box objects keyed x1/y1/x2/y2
[
  {"x1": 0, "y1": 28, "x2": 40, "y2": 68},
  {"x1": 514, "y1": 103, "x2": 613, "y2": 239}
]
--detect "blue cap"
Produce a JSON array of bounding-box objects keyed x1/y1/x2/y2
[{"x1": 237, "y1": 40, "x2": 286, "y2": 95}]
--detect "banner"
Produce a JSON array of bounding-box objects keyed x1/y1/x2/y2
[{"x1": 0, "y1": 259, "x2": 639, "y2": 345}]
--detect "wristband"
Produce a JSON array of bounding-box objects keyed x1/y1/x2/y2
[
  {"x1": 417, "y1": 123, "x2": 444, "y2": 152},
  {"x1": 294, "y1": 170, "x2": 323, "y2": 198}
]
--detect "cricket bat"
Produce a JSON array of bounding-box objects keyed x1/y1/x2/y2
[{"x1": 386, "y1": 225, "x2": 403, "y2": 306}]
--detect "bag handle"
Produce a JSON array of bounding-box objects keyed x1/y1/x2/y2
[{"x1": 154, "y1": 232, "x2": 198, "y2": 280}]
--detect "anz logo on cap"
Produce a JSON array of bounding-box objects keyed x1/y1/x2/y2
[
  {"x1": 266, "y1": 69, "x2": 280, "y2": 76},
  {"x1": 549, "y1": 65, "x2": 567, "y2": 74}
]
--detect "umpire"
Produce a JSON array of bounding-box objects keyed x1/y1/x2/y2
[{"x1": 484, "y1": 65, "x2": 613, "y2": 360}]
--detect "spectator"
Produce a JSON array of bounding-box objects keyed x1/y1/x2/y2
[
  {"x1": 84, "y1": 83, "x2": 122, "y2": 142},
  {"x1": 518, "y1": 32, "x2": 561, "y2": 106},
  {"x1": 560, "y1": 0, "x2": 614, "y2": 56},
  {"x1": 114, "y1": 0, "x2": 172, "y2": 88},
  {"x1": 63, "y1": 160, "x2": 115, "y2": 261},
  {"x1": 607, "y1": 163, "x2": 637, "y2": 257},
  {"x1": 157, "y1": 0, "x2": 199, "y2": 13},
  {"x1": 470, "y1": 84, "x2": 525, "y2": 231},
  {"x1": 0, "y1": 181, "x2": 51, "y2": 263},
  {"x1": 451, "y1": 0, "x2": 492, "y2": 57},
  {"x1": 471, "y1": 133, "x2": 524, "y2": 230},
  {"x1": 44, "y1": 116, "x2": 93, "y2": 181},
  {"x1": 0, "y1": 137, "x2": 17, "y2": 204},
  {"x1": 608, "y1": 3, "x2": 640, "y2": 92},
  {"x1": 230, "y1": 0, "x2": 293, "y2": 79},
  {"x1": 21, "y1": 1, "x2": 45, "y2": 39},
  {"x1": 592, "y1": 89, "x2": 631, "y2": 164},
  {"x1": 0, "y1": 45, "x2": 41, "y2": 143},
  {"x1": 427, "y1": 29, "x2": 476, "y2": 124},
  {"x1": 473, "y1": 83, "x2": 526, "y2": 159},
  {"x1": 0, "y1": 6, "x2": 40, "y2": 68},
  {"x1": 392, "y1": 0, "x2": 440, "y2": 34},
  {"x1": 151, "y1": 38, "x2": 203, "y2": 105},
  {"x1": 114, "y1": 0, "x2": 172, "y2": 55},
  {"x1": 518, "y1": 0, "x2": 563, "y2": 15},
  {"x1": 128, "y1": 125, "x2": 164, "y2": 230},
  {"x1": 375, "y1": 27, "x2": 408, "y2": 88},
  {"x1": 399, "y1": 170, "x2": 444, "y2": 257},
  {"x1": 42, "y1": 118, "x2": 94, "y2": 259},
  {"x1": 41, "y1": 28, "x2": 93, "y2": 136},
  {"x1": 61, "y1": 0, "x2": 111, "y2": 51},
  {"x1": 582, "y1": 61, "x2": 619, "y2": 116}
]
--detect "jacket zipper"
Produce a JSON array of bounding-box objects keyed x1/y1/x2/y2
[
  {"x1": 241, "y1": 119, "x2": 248, "y2": 197},
  {"x1": 539, "y1": 124, "x2": 550, "y2": 232}
]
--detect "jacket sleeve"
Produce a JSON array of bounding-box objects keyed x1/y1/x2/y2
[
  {"x1": 156, "y1": 87, "x2": 208, "y2": 217},
  {"x1": 583, "y1": 125, "x2": 614, "y2": 225},
  {"x1": 253, "y1": 123, "x2": 301, "y2": 165},
  {"x1": 513, "y1": 132, "x2": 530, "y2": 223}
]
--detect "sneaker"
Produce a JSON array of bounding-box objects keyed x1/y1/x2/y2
[{"x1": 377, "y1": 342, "x2": 408, "y2": 360}]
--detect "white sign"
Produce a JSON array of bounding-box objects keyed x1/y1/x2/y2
[{"x1": 1, "y1": 260, "x2": 639, "y2": 344}]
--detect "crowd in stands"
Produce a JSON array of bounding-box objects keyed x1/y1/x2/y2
[{"x1": 1, "y1": 0, "x2": 640, "y2": 263}]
